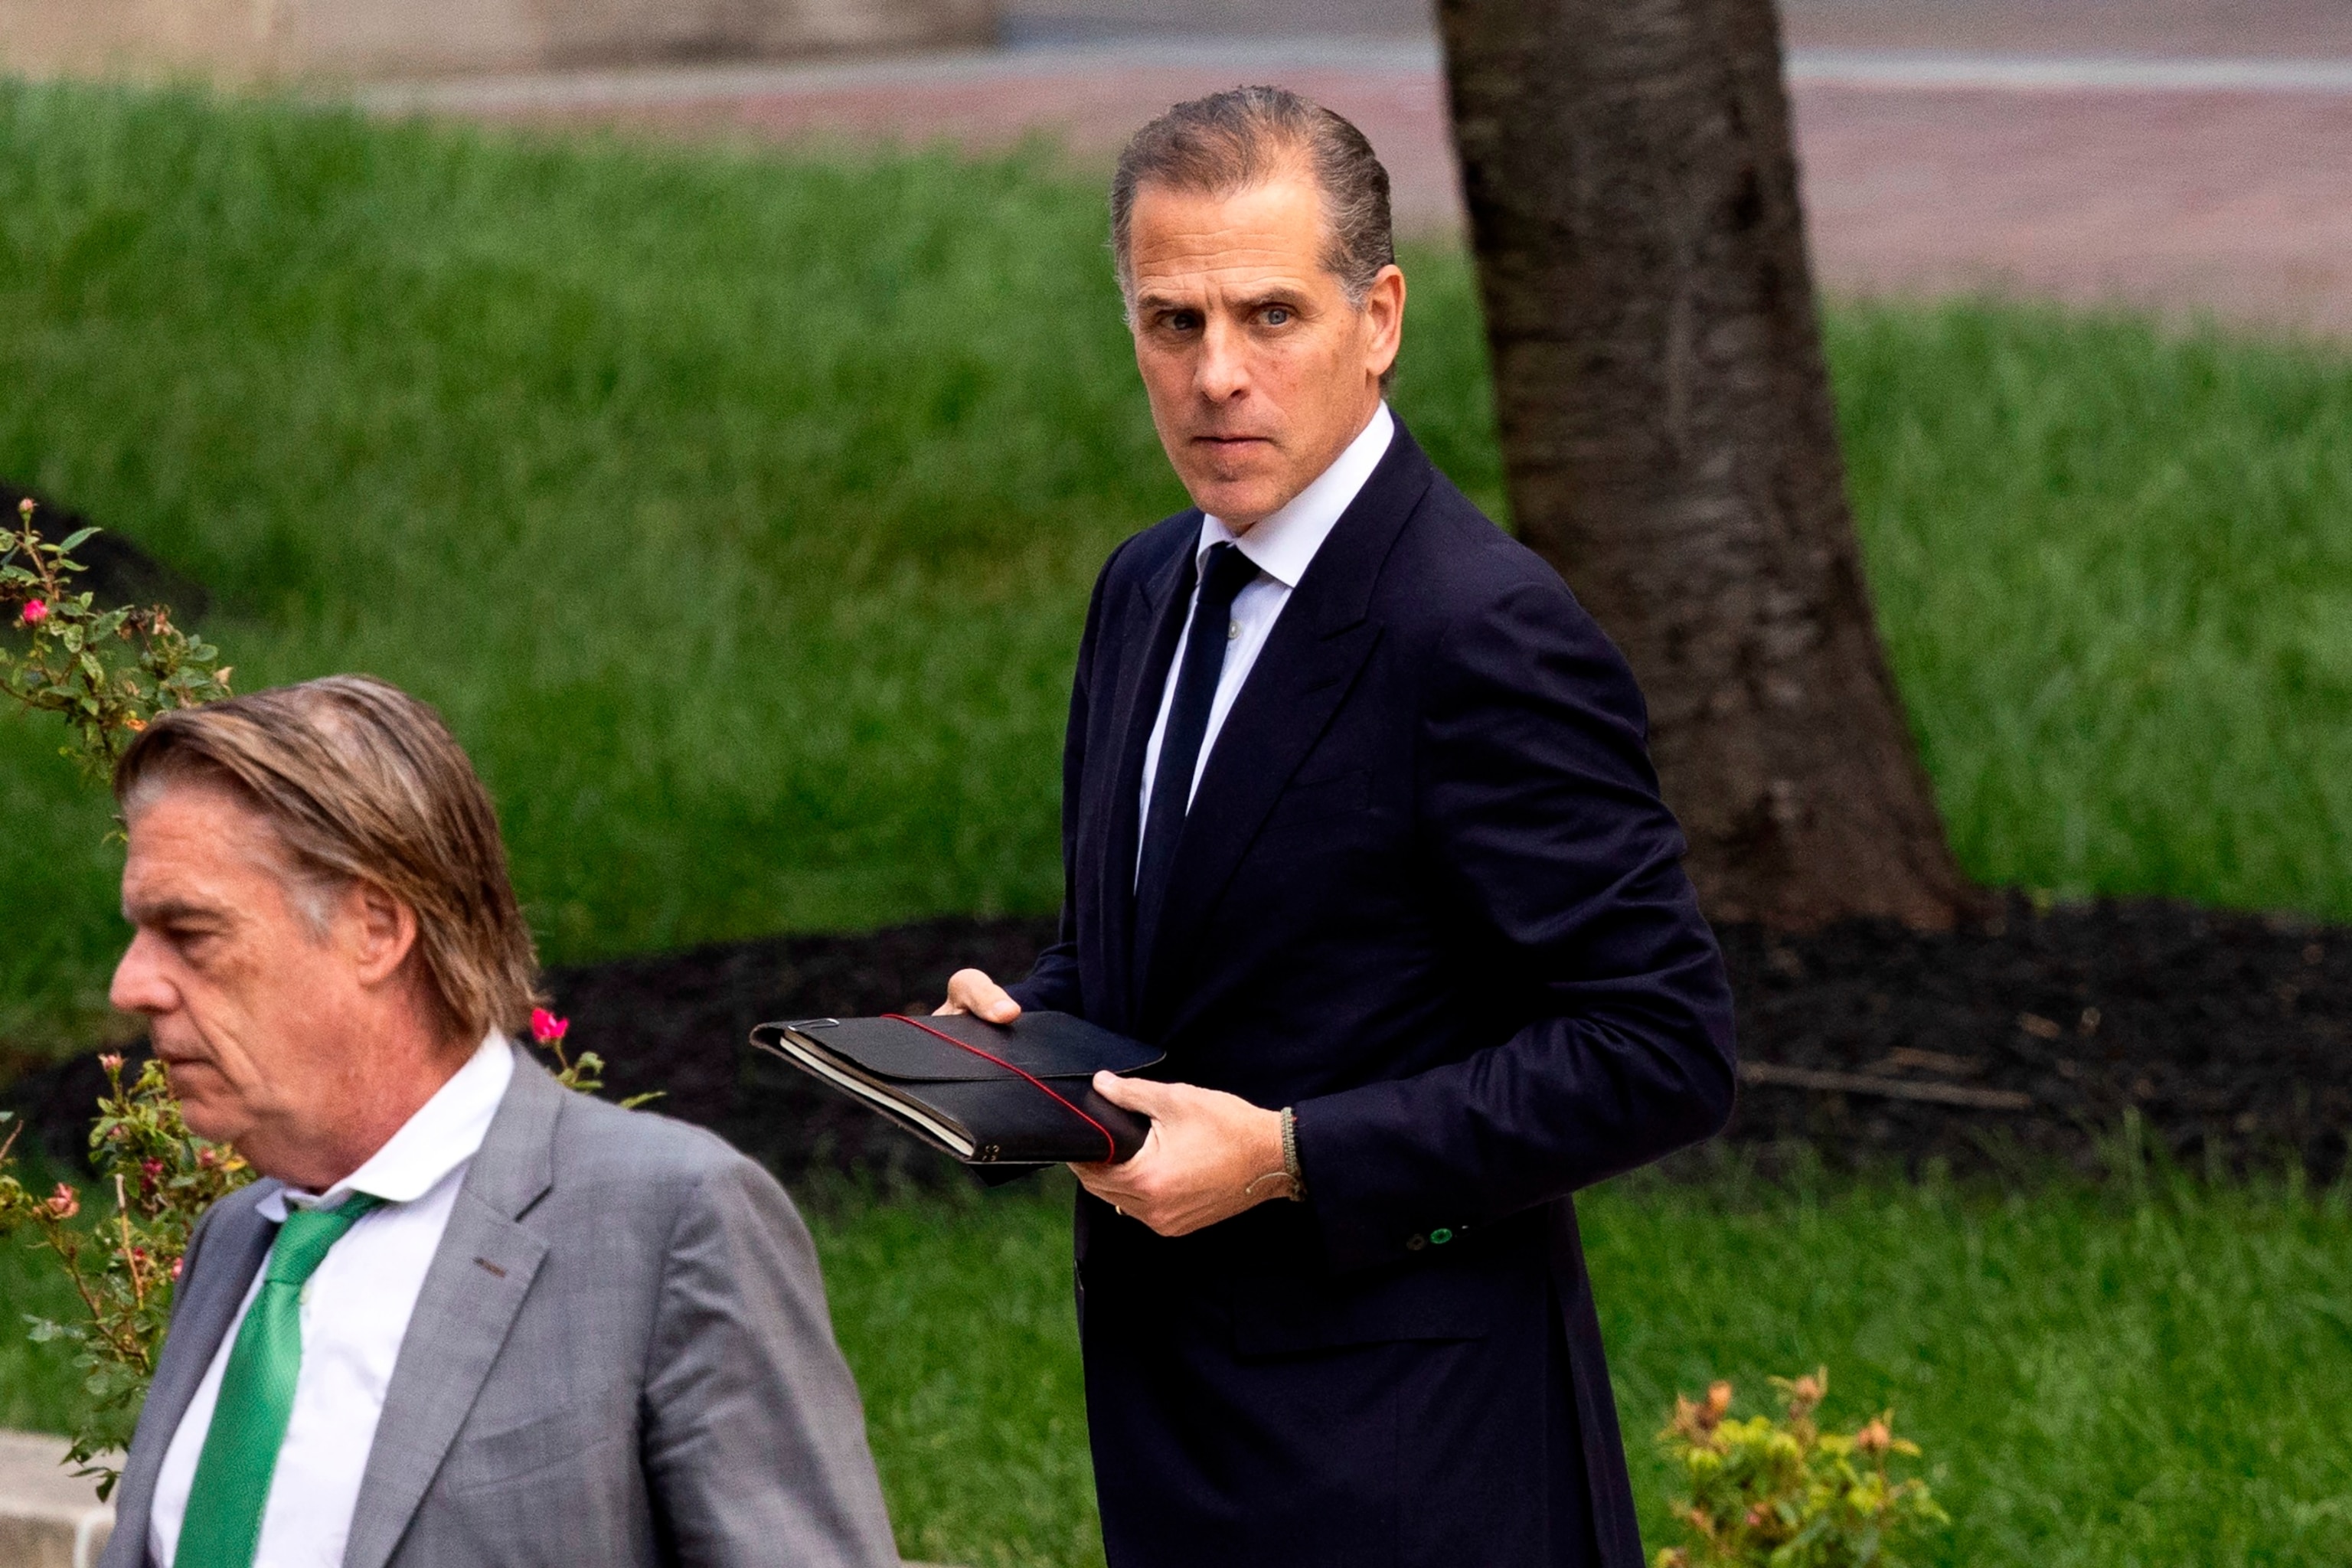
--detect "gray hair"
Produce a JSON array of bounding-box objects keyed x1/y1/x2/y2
[
  {"x1": 1110, "y1": 86, "x2": 1396, "y2": 314},
  {"x1": 117, "y1": 675, "x2": 543, "y2": 1044}
]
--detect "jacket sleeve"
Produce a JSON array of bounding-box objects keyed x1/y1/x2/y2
[
  {"x1": 1295, "y1": 574, "x2": 1739, "y2": 1272},
  {"x1": 639, "y1": 1156, "x2": 900, "y2": 1568},
  {"x1": 170, "y1": 1200, "x2": 222, "y2": 1321},
  {"x1": 1006, "y1": 540, "x2": 1123, "y2": 1018}
]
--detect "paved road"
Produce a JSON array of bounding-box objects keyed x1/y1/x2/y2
[{"x1": 358, "y1": 4, "x2": 2352, "y2": 340}]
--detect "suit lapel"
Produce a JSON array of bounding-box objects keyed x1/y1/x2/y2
[
  {"x1": 106, "y1": 1182, "x2": 280, "y2": 1558},
  {"x1": 1138, "y1": 429, "x2": 1436, "y2": 1026},
  {"x1": 1093, "y1": 528, "x2": 1201, "y2": 1034},
  {"x1": 339, "y1": 1051, "x2": 558, "y2": 1568}
]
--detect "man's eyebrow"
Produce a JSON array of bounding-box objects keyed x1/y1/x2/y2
[
  {"x1": 1134, "y1": 283, "x2": 1309, "y2": 315},
  {"x1": 122, "y1": 897, "x2": 226, "y2": 926},
  {"x1": 1231, "y1": 283, "x2": 1308, "y2": 309}
]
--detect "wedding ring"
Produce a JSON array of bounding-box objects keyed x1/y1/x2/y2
[{"x1": 1114, "y1": 1205, "x2": 1126, "y2": 1217}]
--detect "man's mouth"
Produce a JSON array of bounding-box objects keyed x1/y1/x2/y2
[{"x1": 152, "y1": 1040, "x2": 211, "y2": 1074}]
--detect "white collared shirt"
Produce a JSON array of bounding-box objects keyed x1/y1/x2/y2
[
  {"x1": 1136, "y1": 401, "x2": 1395, "y2": 864},
  {"x1": 149, "y1": 1033, "x2": 515, "y2": 1568}
]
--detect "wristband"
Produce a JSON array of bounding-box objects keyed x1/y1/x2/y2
[{"x1": 1280, "y1": 1106, "x2": 1306, "y2": 1202}]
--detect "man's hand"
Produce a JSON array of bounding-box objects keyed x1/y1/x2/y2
[
  {"x1": 1073, "y1": 1073, "x2": 1293, "y2": 1237},
  {"x1": 936, "y1": 969, "x2": 1021, "y2": 1024}
]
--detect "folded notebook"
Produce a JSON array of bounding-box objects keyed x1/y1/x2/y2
[{"x1": 750, "y1": 1011, "x2": 1164, "y2": 1165}]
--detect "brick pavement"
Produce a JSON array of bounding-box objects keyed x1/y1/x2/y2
[
  {"x1": 1797, "y1": 83, "x2": 2352, "y2": 336},
  {"x1": 356, "y1": 6, "x2": 2352, "y2": 341},
  {"x1": 1780, "y1": 0, "x2": 2352, "y2": 58},
  {"x1": 998, "y1": 0, "x2": 2352, "y2": 57}
]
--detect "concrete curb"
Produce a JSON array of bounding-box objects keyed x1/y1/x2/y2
[{"x1": 0, "y1": 1431, "x2": 110, "y2": 1568}]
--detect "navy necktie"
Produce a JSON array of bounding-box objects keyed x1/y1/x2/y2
[{"x1": 1132, "y1": 541, "x2": 1260, "y2": 991}]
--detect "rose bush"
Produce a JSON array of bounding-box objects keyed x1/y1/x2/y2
[
  {"x1": 1654, "y1": 1368, "x2": 1947, "y2": 1568},
  {"x1": 1, "y1": 497, "x2": 233, "y2": 778},
  {"x1": 0, "y1": 1057, "x2": 250, "y2": 1493},
  {"x1": 2, "y1": 507, "x2": 649, "y2": 1487}
]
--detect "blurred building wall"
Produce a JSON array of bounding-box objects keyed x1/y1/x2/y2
[{"x1": 0, "y1": 0, "x2": 999, "y2": 80}]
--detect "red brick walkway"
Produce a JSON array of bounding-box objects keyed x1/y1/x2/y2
[
  {"x1": 361, "y1": 27, "x2": 2352, "y2": 340},
  {"x1": 1780, "y1": 0, "x2": 2352, "y2": 59},
  {"x1": 1798, "y1": 83, "x2": 2352, "y2": 336}
]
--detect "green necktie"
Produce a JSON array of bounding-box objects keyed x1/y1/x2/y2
[{"x1": 175, "y1": 1193, "x2": 385, "y2": 1568}]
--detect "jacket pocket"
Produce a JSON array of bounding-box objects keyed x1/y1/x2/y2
[
  {"x1": 1264, "y1": 769, "x2": 1371, "y2": 830},
  {"x1": 1248, "y1": 770, "x2": 1377, "y2": 872},
  {"x1": 1230, "y1": 1259, "x2": 1499, "y2": 1358},
  {"x1": 440, "y1": 1389, "x2": 632, "y2": 1495}
]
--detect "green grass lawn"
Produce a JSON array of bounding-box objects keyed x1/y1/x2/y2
[
  {"x1": 6, "y1": 75, "x2": 2348, "y2": 1568},
  {"x1": 7, "y1": 1167, "x2": 2348, "y2": 1567},
  {"x1": 4, "y1": 80, "x2": 2350, "y2": 1052}
]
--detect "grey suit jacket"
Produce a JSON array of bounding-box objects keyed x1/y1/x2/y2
[{"x1": 101, "y1": 1047, "x2": 900, "y2": 1568}]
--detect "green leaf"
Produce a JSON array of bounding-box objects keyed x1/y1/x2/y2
[{"x1": 55, "y1": 527, "x2": 99, "y2": 553}]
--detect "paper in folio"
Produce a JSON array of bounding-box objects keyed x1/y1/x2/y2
[{"x1": 750, "y1": 1011, "x2": 1163, "y2": 1165}]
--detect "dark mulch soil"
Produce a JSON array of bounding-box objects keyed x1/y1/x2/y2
[
  {"x1": 2, "y1": 481, "x2": 212, "y2": 622},
  {"x1": 8, "y1": 897, "x2": 2347, "y2": 1187},
  {"x1": 1714, "y1": 896, "x2": 2350, "y2": 1181}
]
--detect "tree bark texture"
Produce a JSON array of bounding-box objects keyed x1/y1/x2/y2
[{"x1": 1437, "y1": 0, "x2": 1981, "y2": 930}]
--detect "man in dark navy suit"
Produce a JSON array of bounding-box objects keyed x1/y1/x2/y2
[{"x1": 939, "y1": 87, "x2": 1737, "y2": 1568}]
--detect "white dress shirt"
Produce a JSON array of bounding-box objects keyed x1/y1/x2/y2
[
  {"x1": 149, "y1": 1033, "x2": 515, "y2": 1568},
  {"x1": 1137, "y1": 400, "x2": 1395, "y2": 861}
]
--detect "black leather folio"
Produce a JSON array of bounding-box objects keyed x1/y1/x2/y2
[{"x1": 750, "y1": 1011, "x2": 1163, "y2": 1165}]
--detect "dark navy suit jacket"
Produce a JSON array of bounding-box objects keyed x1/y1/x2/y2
[{"x1": 1008, "y1": 420, "x2": 1737, "y2": 1568}]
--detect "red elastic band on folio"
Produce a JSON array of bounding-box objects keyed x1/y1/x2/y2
[{"x1": 880, "y1": 1014, "x2": 1119, "y2": 1164}]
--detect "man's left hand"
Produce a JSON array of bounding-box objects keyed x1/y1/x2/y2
[{"x1": 1072, "y1": 1073, "x2": 1294, "y2": 1236}]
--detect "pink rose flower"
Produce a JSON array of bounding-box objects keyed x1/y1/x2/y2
[
  {"x1": 46, "y1": 1184, "x2": 79, "y2": 1221},
  {"x1": 530, "y1": 1008, "x2": 569, "y2": 1045},
  {"x1": 97, "y1": 1053, "x2": 124, "y2": 1073},
  {"x1": 18, "y1": 599, "x2": 46, "y2": 626}
]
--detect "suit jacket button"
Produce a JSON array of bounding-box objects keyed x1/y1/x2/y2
[
  {"x1": 1430, "y1": 1227, "x2": 1453, "y2": 1246},
  {"x1": 1406, "y1": 1234, "x2": 1427, "y2": 1252}
]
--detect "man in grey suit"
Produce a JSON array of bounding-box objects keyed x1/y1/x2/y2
[{"x1": 96, "y1": 675, "x2": 900, "y2": 1568}]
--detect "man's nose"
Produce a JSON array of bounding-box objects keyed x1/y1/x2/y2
[
  {"x1": 1196, "y1": 317, "x2": 1250, "y2": 403},
  {"x1": 109, "y1": 930, "x2": 175, "y2": 1016}
]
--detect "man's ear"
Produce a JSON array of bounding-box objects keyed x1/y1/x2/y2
[
  {"x1": 338, "y1": 880, "x2": 421, "y2": 988},
  {"x1": 1363, "y1": 263, "x2": 1406, "y2": 381}
]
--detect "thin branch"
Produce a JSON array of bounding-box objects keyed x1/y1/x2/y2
[{"x1": 113, "y1": 1174, "x2": 146, "y2": 1308}]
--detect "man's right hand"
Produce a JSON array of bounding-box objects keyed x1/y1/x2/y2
[{"x1": 936, "y1": 969, "x2": 1021, "y2": 1024}]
